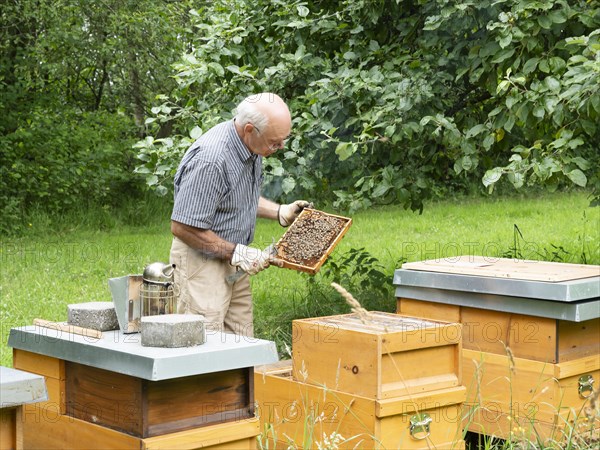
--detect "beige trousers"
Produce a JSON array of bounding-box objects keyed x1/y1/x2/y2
[{"x1": 170, "y1": 237, "x2": 254, "y2": 337}]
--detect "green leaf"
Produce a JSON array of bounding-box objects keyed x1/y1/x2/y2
[
  {"x1": 539, "y1": 59, "x2": 550, "y2": 73},
  {"x1": 523, "y1": 57, "x2": 539, "y2": 74},
  {"x1": 538, "y1": 15, "x2": 552, "y2": 29},
  {"x1": 497, "y1": 80, "x2": 510, "y2": 94},
  {"x1": 548, "y1": 10, "x2": 567, "y2": 24},
  {"x1": 491, "y1": 48, "x2": 515, "y2": 64},
  {"x1": 190, "y1": 126, "x2": 202, "y2": 140},
  {"x1": 545, "y1": 76, "x2": 561, "y2": 92},
  {"x1": 466, "y1": 124, "x2": 487, "y2": 138},
  {"x1": 282, "y1": 177, "x2": 296, "y2": 194},
  {"x1": 506, "y1": 95, "x2": 519, "y2": 109},
  {"x1": 571, "y1": 157, "x2": 590, "y2": 171},
  {"x1": 483, "y1": 134, "x2": 495, "y2": 150},
  {"x1": 533, "y1": 105, "x2": 545, "y2": 119},
  {"x1": 461, "y1": 155, "x2": 473, "y2": 171},
  {"x1": 499, "y1": 34, "x2": 512, "y2": 49},
  {"x1": 483, "y1": 168, "x2": 503, "y2": 187},
  {"x1": 208, "y1": 62, "x2": 224, "y2": 77},
  {"x1": 548, "y1": 57, "x2": 566, "y2": 72},
  {"x1": 508, "y1": 171, "x2": 524, "y2": 188},
  {"x1": 147, "y1": 175, "x2": 158, "y2": 186},
  {"x1": 297, "y1": 5, "x2": 309, "y2": 17},
  {"x1": 566, "y1": 169, "x2": 587, "y2": 187},
  {"x1": 454, "y1": 160, "x2": 463, "y2": 175},
  {"x1": 335, "y1": 142, "x2": 355, "y2": 161},
  {"x1": 371, "y1": 182, "x2": 391, "y2": 198}
]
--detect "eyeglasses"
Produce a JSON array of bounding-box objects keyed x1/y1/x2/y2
[{"x1": 252, "y1": 124, "x2": 289, "y2": 151}]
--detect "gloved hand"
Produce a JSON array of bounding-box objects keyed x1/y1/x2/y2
[
  {"x1": 230, "y1": 244, "x2": 274, "y2": 275},
  {"x1": 278, "y1": 200, "x2": 311, "y2": 227}
]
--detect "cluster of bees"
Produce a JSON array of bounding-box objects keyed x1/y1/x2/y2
[{"x1": 278, "y1": 211, "x2": 346, "y2": 266}]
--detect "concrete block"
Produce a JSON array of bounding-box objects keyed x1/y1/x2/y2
[
  {"x1": 141, "y1": 314, "x2": 205, "y2": 348},
  {"x1": 67, "y1": 302, "x2": 119, "y2": 331}
]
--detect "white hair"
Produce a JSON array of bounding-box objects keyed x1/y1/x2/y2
[{"x1": 234, "y1": 97, "x2": 269, "y2": 131}]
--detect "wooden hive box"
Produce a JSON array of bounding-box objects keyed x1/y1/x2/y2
[
  {"x1": 291, "y1": 312, "x2": 462, "y2": 399},
  {"x1": 394, "y1": 256, "x2": 600, "y2": 442},
  {"x1": 255, "y1": 361, "x2": 466, "y2": 450},
  {"x1": 14, "y1": 350, "x2": 259, "y2": 450},
  {"x1": 9, "y1": 325, "x2": 279, "y2": 449},
  {"x1": 12, "y1": 350, "x2": 254, "y2": 441},
  {"x1": 462, "y1": 349, "x2": 599, "y2": 443}
]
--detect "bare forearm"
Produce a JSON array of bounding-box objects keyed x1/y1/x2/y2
[
  {"x1": 257, "y1": 196, "x2": 279, "y2": 220},
  {"x1": 171, "y1": 221, "x2": 236, "y2": 260}
]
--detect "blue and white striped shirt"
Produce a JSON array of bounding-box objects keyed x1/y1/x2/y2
[{"x1": 172, "y1": 120, "x2": 262, "y2": 245}]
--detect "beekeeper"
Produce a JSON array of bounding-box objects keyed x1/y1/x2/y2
[{"x1": 170, "y1": 92, "x2": 309, "y2": 337}]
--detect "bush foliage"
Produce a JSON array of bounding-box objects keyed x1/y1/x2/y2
[
  {"x1": 2, "y1": 1, "x2": 598, "y2": 234},
  {"x1": 135, "y1": 0, "x2": 599, "y2": 211}
]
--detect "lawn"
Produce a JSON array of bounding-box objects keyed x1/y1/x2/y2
[{"x1": 1, "y1": 190, "x2": 598, "y2": 367}]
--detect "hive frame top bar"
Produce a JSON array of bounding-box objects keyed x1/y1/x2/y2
[{"x1": 9, "y1": 326, "x2": 279, "y2": 381}]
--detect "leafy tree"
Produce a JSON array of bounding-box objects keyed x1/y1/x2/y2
[
  {"x1": 0, "y1": 0, "x2": 195, "y2": 232},
  {"x1": 135, "y1": 0, "x2": 599, "y2": 211}
]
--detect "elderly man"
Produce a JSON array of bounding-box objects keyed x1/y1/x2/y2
[{"x1": 170, "y1": 93, "x2": 309, "y2": 337}]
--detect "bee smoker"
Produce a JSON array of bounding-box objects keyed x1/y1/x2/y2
[{"x1": 140, "y1": 262, "x2": 177, "y2": 316}]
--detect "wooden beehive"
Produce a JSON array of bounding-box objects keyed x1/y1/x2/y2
[
  {"x1": 291, "y1": 312, "x2": 462, "y2": 399},
  {"x1": 276, "y1": 208, "x2": 352, "y2": 274},
  {"x1": 13, "y1": 349, "x2": 259, "y2": 449},
  {"x1": 395, "y1": 256, "x2": 600, "y2": 442},
  {"x1": 255, "y1": 361, "x2": 466, "y2": 450}
]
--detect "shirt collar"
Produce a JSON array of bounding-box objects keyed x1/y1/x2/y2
[{"x1": 228, "y1": 119, "x2": 255, "y2": 162}]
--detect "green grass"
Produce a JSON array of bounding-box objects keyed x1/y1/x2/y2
[{"x1": 1, "y1": 190, "x2": 598, "y2": 367}]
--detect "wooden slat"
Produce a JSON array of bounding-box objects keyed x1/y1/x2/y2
[
  {"x1": 20, "y1": 408, "x2": 140, "y2": 449},
  {"x1": 145, "y1": 368, "x2": 252, "y2": 437},
  {"x1": 376, "y1": 386, "x2": 467, "y2": 417},
  {"x1": 254, "y1": 370, "x2": 376, "y2": 449},
  {"x1": 380, "y1": 346, "x2": 460, "y2": 398},
  {"x1": 66, "y1": 361, "x2": 143, "y2": 437},
  {"x1": 397, "y1": 298, "x2": 461, "y2": 322},
  {"x1": 402, "y1": 256, "x2": 600, "y2": 282},
  {"x1": 461, "y1": 307, "x2": 558, "y2": 362},
  {"x1": 557, "y1": 318, "x2": 600, "y2": 362},
  {"x1": 292, "y1": 320, "x2": 380, "y2": 397},
  {"x1": 12, "y1": 350, "x2": 64, "y2": 380},
  {"x1": 142, "y1": 418, "x2": 259, "y2": 450},
  {"x1": 380, "y1": 322, "x2": 462, "y2": 354},
  {"x1": 0, "y1": 407, "x2": 16, "y2": 450},
  {"x1": 554, "y1": 354, "x2": 600, "y2": 379},
  {"x1": 379, "y1": 404, "x2": 464, "y2": 450}
]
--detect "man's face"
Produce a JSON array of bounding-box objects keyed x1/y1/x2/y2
[{"x1": 249, "y1": 123, "x2": 291, "y2": 157}]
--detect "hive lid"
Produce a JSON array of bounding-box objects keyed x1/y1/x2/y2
[
  {"x1": 394, "y1": 256, "x2": 600, "y2": 321},
  {"x1": 8, "y1": 326, "x2": 278, "y2": 381},
  {"x1": 401, "y1": 255, "x2": 599, "y2": 282},
  {"x1": 0, "y1": 366, "x2": 48, "y2": 408}
]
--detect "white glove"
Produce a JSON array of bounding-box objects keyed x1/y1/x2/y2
[
  {"x1": 230, "y1": 244, "x2": 273, "y2": 275},
  {"x1": 278, "y1": 200, "x2": 311, "y2": 227}
]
